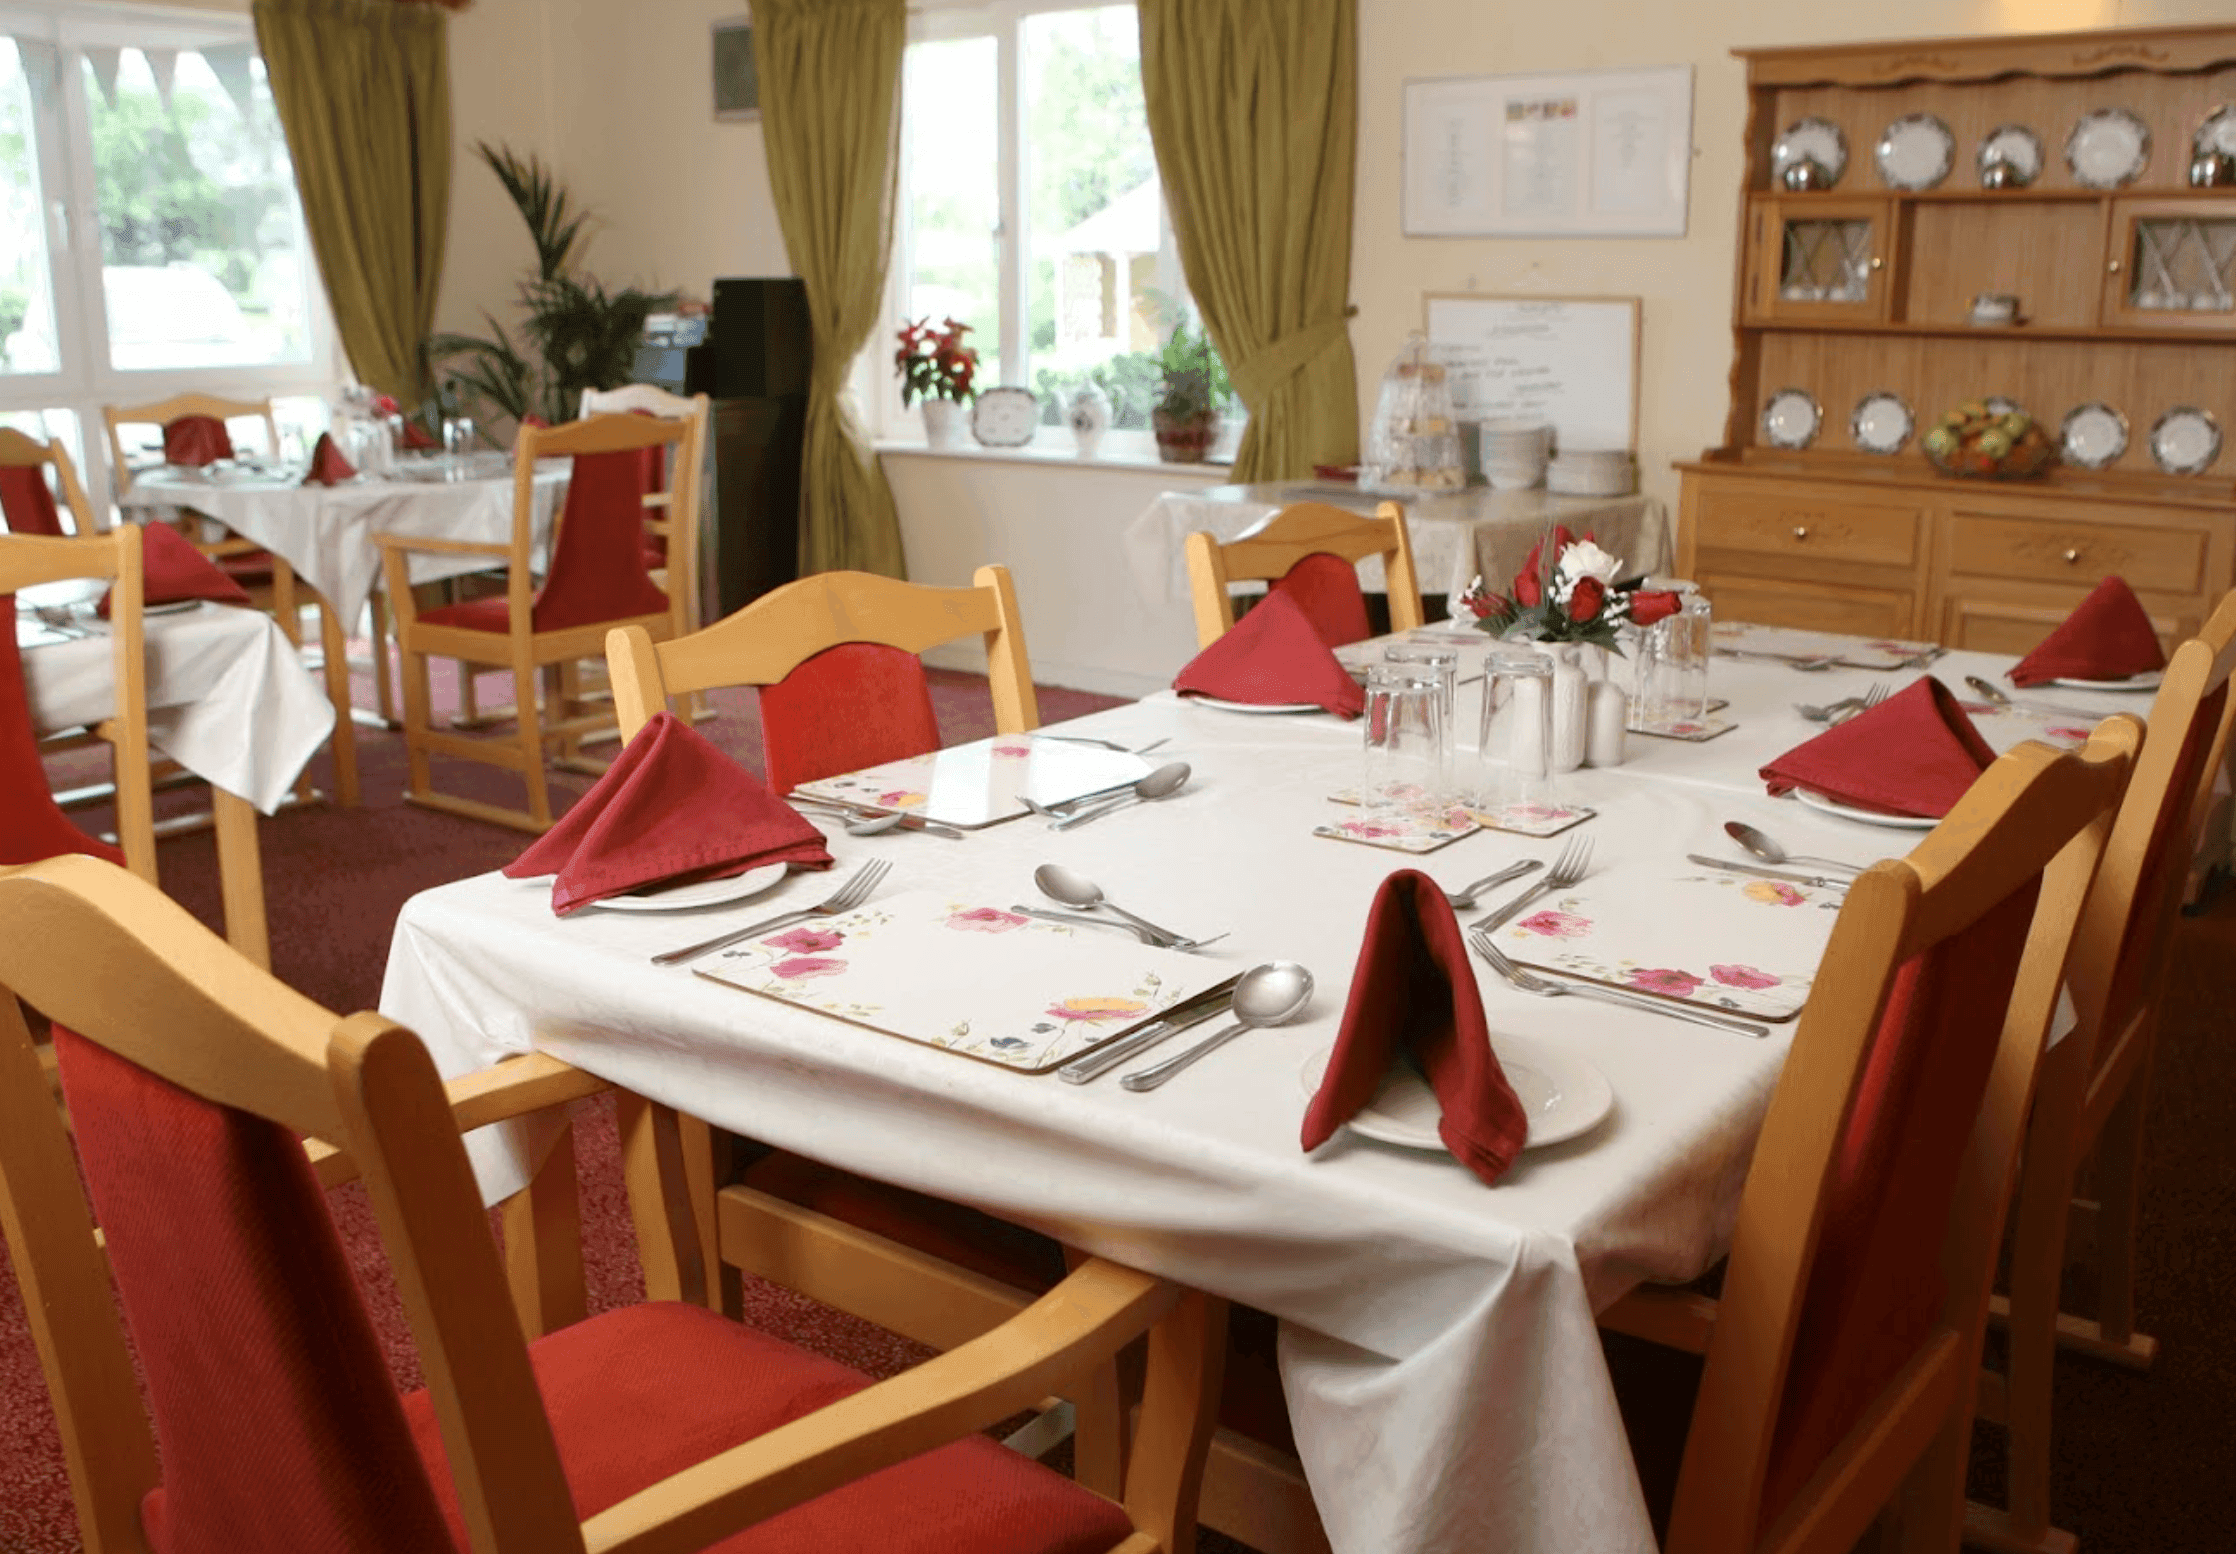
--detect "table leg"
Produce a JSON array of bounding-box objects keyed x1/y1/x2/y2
[
  {"x1": 313, "y1": 593, "x2": 360, "y2": 807},
  {"x1": 210, "y1": 789, "x2": 269, "y2": 971}
]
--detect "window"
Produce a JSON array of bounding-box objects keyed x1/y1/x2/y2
[
  {"x1": 0, "y1": 5, "x2": 335, "y2": 515},
  {"x1": 883, "y1": 0, "x2": 1224, "y2": 448}
]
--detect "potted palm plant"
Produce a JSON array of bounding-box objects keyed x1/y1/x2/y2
[{"x1": 1151, "y1": 320, "x2": 1230, "y2": 463}]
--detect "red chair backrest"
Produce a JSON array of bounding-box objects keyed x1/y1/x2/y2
[
  {"x1": 1269, "y1": 551, "x2": 1371, "y2": 648},
  {"x1": 758, "y1": 642, "x2": 942, "y2": 796},
  {"x1": 531, "y1": 448, "x2": 671, "y2": 633},
  {"x1": 0, "y1": 596, "x2": 122, "y2": 868},
  {"x1": 0, "y1": 467, "x2": 67, "y2": 537}
]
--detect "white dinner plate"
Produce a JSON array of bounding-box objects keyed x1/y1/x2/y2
[
  {"x1": 1299, "y1": 1035, "x2": 1613, "y2": 1152},
  {"x1": 1795, "y1": 788, "x2": 1940, "y2": 831},
  {"x1": 1183, "y1": 695, "x2": 1326, "y2": 715},
  {"x1": 2049, "y1": 672, "x2": 2162, "y2": 691},
  {"x1": 582, "y1": 863, "x2": 788, "y2": 913}
]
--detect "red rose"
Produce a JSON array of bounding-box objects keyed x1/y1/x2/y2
[
  {"x1": 1519, "y1": 538, "x2": 1543, "y2": 579},
  {"x1": 1567, "y1": 576, "x2": 1606, "y2": 623},
  {"x1": 1628, "y1": 589, "x2": 1681, "y2": 625},
  {"x1": 1513, "y1": 569, "x2": 1542, "y2": 608}
]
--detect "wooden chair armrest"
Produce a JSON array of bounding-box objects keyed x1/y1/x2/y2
[
  {"x1": 370, "y1": 532, "x2": 513, "y2": 559},
  {"x1": 1598, "y1": 1282, "x2": 1719, "y2": 1354},
  {"x1": 307, "y1": 1053, "x2": 610, "y2": 1188},
  {"x1": 580, "y1": 1259, "x2": 1178, "y2": 1554}
]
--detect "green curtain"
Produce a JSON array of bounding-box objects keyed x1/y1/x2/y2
[
  {"x1": 253, "y1": 0, "x2": 451, "y2": 409},
  {"x1": 751, "y1": 0, "x2": 908, "y2": 580},
  {"x1": 1140, "y1": 0, "x2": 1359, "y2": 483}
]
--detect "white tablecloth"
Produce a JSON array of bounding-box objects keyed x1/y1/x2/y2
[
  {"x1": 22, "y1": 602, "x2": 334, "y2": 812},
  {"x1": 1124, "y1": 481, "x2": 1669, "y2": 612},
  {"x1": 117, "y1": 464, "x2": 570, "y2": 626},
  {"x1": 378, "y1": 639, "x2": 2147, "y2": 1554}
]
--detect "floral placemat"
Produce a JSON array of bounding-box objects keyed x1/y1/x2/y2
[
  {"x1": 791, "y1": 735, "x2": 1150, "y2": 828},
  {"x1": 1486, "y1": 863, "x2": 1844, "y2": 1020},
  {"x1": 1628, "y1": 711, "x2": 1739, "y2": 742},
  {"x1": 1327, "y1": 787, "x2": 1593, "y2": 838},
  {"x1": 693, "y1": 888, "x2": 1232, "y2": 1073},
  {"x1": 1313, "y1": 800, "x2": 1482, "y2": 853},
  {"x1": 1712, "y1": 620, "x2": 1941, "y2": 671}
]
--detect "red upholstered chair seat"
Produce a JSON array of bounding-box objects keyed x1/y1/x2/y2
[
  {"x1": 740, "y1": 1152, "x2": 1068, "y2": 1292},
  {"x1": 214, "y1": 550, "x2": 279, "y2": 587},
  {"x1": 418, "y1": 595, "x2": 520, "y2": 633},
  {"x1": 398, "y1": 1302, "x2": 1133, "y2": 1554}
]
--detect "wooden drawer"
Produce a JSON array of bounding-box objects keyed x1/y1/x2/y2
[
  {"x1": 1941, "y1": 587, "x2": 2191, "y2": 655},
  {"x1": 1945, "y1": 512, "x2": 2207, "y2": 595},
  {"x1": 1698, "y1": 571, "x2": 1915, "y2": 637},
  {"x1": 1692, "y1": 491, "x2": 1921, "y2": 568}
]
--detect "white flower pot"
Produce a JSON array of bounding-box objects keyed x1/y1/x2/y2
[{"x1": 921, "y1": 398, "x2": 965, "y2": 450}]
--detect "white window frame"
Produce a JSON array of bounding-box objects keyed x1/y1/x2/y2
[{"x1": 0, "y1": 0, "x2": 340, "y2": 517}]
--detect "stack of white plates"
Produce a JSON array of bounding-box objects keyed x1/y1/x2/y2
[
  {"x1": 1479, "y1": 418, "x2": 1550, "y2": 491},
  {"x1": 1546, "y1": 448, "x2": 1634, "y2": 497}
]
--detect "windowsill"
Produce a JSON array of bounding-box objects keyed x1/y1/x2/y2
[{"x1": 875, "y1": 430, "x2": 1235, "y2": 480}]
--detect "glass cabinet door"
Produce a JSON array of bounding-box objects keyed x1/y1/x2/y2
[
  {"x1": 2101, "y1": 198, "x2": 2236, "y2": 333},
  {"x1": 1743, "y1": 198, "x2": 1896, "y2": 324}
]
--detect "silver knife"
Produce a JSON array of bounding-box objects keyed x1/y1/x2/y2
[
  {"x1": 788, "y1": 794, "x2": 967, "y2": 838},
  {"x1": 1685, "y1": 853, "x2": 1850, "y2": 890},
  {"x1": 1058, "y1": 982, "x2": 1239, "y2": 1083}
]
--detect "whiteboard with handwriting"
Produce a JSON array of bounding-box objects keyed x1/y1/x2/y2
[{"x1": 1423, "y1": 294, "x2": 1639, "y2": 453}]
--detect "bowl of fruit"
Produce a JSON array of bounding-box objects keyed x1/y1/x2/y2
[{"x1": 1921, "y1": 402, "x2": 2056, "y2": 479}]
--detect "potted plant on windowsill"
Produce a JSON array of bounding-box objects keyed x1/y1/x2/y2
[
  {"x1": 896, "y1": 317, "x2": 978, "y2": 449},
  {"x1": 1152, "y1": 320, "x2": 1230, "y2": 464}
]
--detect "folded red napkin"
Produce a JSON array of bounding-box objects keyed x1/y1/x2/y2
[
  {"x1": 97, "y1": 524, "x2": 252, "y2": 619},
  {"x1": 1760, "y1": 677, "x2": 1996, "y2": 819},
  {"x1": 1301, "y1": 870, "x2": 1529, "y2": 1186},
  {"x1": 0, "y1": 466, "x2": 66, "y2": 537},
  {"x1": 2009, "y1": 576, "x2": 2166, "y2": 687},
  {"x1": 162, "y1": 415, "x2": 233, "y2": 467},
  {"x1": 302, "y1": 433, "x2": 357, "y2": 486},
  {"x1": 1174, "y1": 589, "x2": 1366, "y2": 717},
  {"x1": 400, "y1": 419, "x2": 439, "y2": 452},
  {"x1": 1270, "y1": 552, "x2": 1372, "y2": 648},
  {"x1": 504, "y1": 711, "x2": 834, "y2": 915}
]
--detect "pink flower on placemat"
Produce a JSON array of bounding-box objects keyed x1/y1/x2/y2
[
  {"x1": 1515, "y1": 910, "x2": 1591, "y2": 939},
  {"x1": 764, "y1": 927, "x2": 844, "y2": 954},
  {"x1": 1339, "y1": 818, "x2": 1405, "y2": 839},
  {"x1": 1743, "y1": 880, "x2": 1807, "y2": 907},
  {"x1": 770, "y1": 955, "x2": 846, "y2": 981},
  {"x1": 879, "y1": 789, "x2": 928, "y2": 808},
  {"x1": 1045, "y1": 996, "x2": 1148, "y2": 1025},
  {"x1": 992, "y1": 743, "x2": 1033, "y2": 758},
  {"x1": 1710, "y1": 964, "x2": 1779, "y2": 991},
  {"x1": 2047, "y1": 724, "x2": 2092, "y2": 743},
  {"x1": 948, "y1": 907, "x2": 1028, "y2": 933},
  {"x1": 1629, "y1": 967, "x2": 1703, "y2": 997}
]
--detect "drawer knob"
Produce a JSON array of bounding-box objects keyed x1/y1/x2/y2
[
  {"x1": 2063, "y1": 548, "x2": 2081, "y2": 564},
  {"x1": 1792, "y1": 525, "x2": 1809, "y2": 540},
  {"x1": 1868, "y1": 256, "x2": 1884, "y2": 271},
  {"x1": 2108, "y1": 258, "x2": 2123, "y2": 274}
]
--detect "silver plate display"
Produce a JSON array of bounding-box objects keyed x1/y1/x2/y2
[
  {"x1": 2200, "y1": 105, "x2": 2236, "y2": 160},
  {"x1": 1773, "y1": 118, "x2": 1848, "y2": 188},
  {"x1": 1851, "y1": 392, "x2": 1913, "y2": 455},
  {"x1": 2151, "y1": 406, "x2": 2222, "y2": 475},
  {"x1": 1977, "y1": 124, "x2": 2043, "y2": 187},
  {"x1": 2066, "y1": 107, "x2": 2151, "y2": 190},
  {"x1": 1876, "y1": 113, "x2": 1955, "y2": 190},
  {"x1": 1762, "y1": 388, "x2": 1822, "y2": 450},
  {"x1": 2059, "y1": 403, "x2": 2128, "y2": 470},
  {"x1": 969, "y1": 385, "x2": 1040, "y2": 448}
]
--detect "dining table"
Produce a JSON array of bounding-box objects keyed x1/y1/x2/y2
[{"x1": 377, "y1": 626, "x2": 2151, "y2": 1554}]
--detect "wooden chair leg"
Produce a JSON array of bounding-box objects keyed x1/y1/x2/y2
[
  {"x1": 501, "y1": 1125, "x2": 586, "y2": 1339},
  {"x1": 271, "y1": 557, "x2": 301, "y2": 648},
  {"x1": 368, "y1": 590, "x2": 397, "y2": 727},
  {"x1": 2090, "y1": 1055, "x2": 2154, "y2": 1356},
  {"x1": 457, "y1": 660, "x2": 485, "y2": 725},
  {"x1": 210, "y1": 789, "x2": 270, "y2": 971},
  {"x1": 515, "y1": 658, "x2": 553, "y2": 830},
  {"x1": 399, "y1": 639, "x2": 436, "y2": 804},
  {"x1": 314, "y1": 595, "x2": 360, "y2": 807},
  {"x1": 1068, "y1": 1243, "x2": 1128, "y2": 1499}
]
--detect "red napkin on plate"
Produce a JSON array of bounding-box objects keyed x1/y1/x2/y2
[
  {"x1": 1270, "y1": 552, "x2": 1372, "y2": 648},
  {"x1": 400, "y1": 419, "x2": 439, "y2": 452},
  {"x1": 503, "y1": 711, "x2": 834, "y2": 915},
  {"x1": 302, "y1": 432, "x2": 357, "y2": 486},
  {"x1": 2009, "y1": 576, "x2": 2166, "y2": 687},
  {"x1": 162, "y1": 415, "x2": 233, "y2": 467},
  {"x1": 1174, "y1": 589, "x2": 1366, "y2": 718},
  {"x1": 1760, "y1": 676, "x2": 1995, "y2": 819},
  {"x1": 1301, "y1": 870, "x2": 1529, "y2": 1186},
  {"x1": 97, "y1": 524, "x2": 251, "y2": 619}
]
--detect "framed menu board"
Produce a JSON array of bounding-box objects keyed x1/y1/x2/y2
[{"x1": 1423, "y1": 293, "x2": 1640, "y2": 452}]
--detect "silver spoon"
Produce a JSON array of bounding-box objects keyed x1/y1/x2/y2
[
  {"x1": 1120, "y1": 961, "x2": 1314, "y2": 1091},
  {"x1": 845, "y1": 812, "x2": 907, "y2": 836},
  {"x1": 1034, "y1": 863, "x2": 1193, "y2": 948},
  {"x1": 1723, "y1": 820, "x2": 1860, "y2": 876},
  {"x1": 1048, "y1": 761, "x2": 1192, "y2": 831}
]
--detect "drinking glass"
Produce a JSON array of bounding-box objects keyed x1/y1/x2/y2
[
  {"x1": 1361, "y1": 666, "x2": 1448, "y2": 812},
  {"x1": 1383, "y1": 643, "x2": 1459, "y2": 726},
  {"x1": 1471, "y1": 647, "x2": 1555, "y2": 812},
  {"x1": 443, "y1": 416, "x2": 477, "y2": 480},
  {"x1": 1638, "y1": 594, "x2": 1713, "y2": 731}
]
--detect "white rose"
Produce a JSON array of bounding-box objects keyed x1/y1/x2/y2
[{"x1": 1555, "y1": 540, "x2": 1622, "y2": 586}]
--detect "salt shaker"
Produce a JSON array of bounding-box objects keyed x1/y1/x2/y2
[{"x1": 1585, "y1": 680, "x2": 1627, "y2": 767}]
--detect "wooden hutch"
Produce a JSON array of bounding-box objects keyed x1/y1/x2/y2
[{"x1": 1676, "y1": 24, "x2": 2236, "y2": 651}]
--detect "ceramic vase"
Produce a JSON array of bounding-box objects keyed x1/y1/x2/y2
[
  {"x1": 1068, "y1": 385, "x2": 1111, "y2": 458},
  {"x1": 921, "y1": 398, "x2": 965, "y2": 451},
  {"x1": 1543, "y1": 642, "x2": 1589, "y2": 775}
]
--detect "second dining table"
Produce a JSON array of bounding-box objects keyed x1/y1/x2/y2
[{"x1": 378, "y1": 630, "x2": 2148, "y2": 1554}]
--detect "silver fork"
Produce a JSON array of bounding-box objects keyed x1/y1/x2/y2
[
  {"x1": 1797, "y1": 681, "x2": 1891, "y2": 724},
  {"x1": 1828, "y1": 682, "x2": 1890, "y2": 725},
  {"x1": 650, "y1": 859, "x2": 891, "y2": 967},
  {"x1": 1476, "y1": 836, "x2": 1593, "y2": 931},
  {"x1": 1443, "y1": 859, "x2": 1542, "y2": 910},
  {"x1": 1469, "y1": 929, "x2": 1770, "y2": 1037},
  {"x1": 1007, "y1": 904, "x2": 1228, "y2": 952}
]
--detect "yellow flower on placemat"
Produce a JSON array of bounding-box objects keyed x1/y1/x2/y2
[{"x1": 1045, "y1": 996, "x2": 1148, "y2": 1025}]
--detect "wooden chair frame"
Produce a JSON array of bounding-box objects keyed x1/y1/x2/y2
[
  {"x1": 1596, "y1": 722, "x2": 2136, "y2": 1554},
  {"x1": 1967, "y1": 591, "x2": 2236, "y2": 1554},
  {"x1": 0, "y1": 855, "x2": 1225, "y2": 1554},
  {"x1": 0, "y1": 429, "x2": 100, "y2": 535},
  {"x1": 1182, "y1": 500, "x2": 1424, "y2": 649},
  {"x1": 578, "y1": 384, "x2": 712, "y2": 656},
  {"x1": 377, "y1": 412, "x2": 703, "y2": 833}
]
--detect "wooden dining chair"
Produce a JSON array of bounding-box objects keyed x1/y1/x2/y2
[
  {"x1": 377, "y1": 411, "x2": 703, "y2": 832},
  {"x1": 0, "y1": 853, "x2": 1227, "y2": 1554},
  {"x1": 578, "y1": 383, "x2": 712, "y2": 654},
  {"x1": 0, "y1": 429, "x2": 99, "y2": 537},
  {"x1": 1966, "y1": 591, "x2": 2236, "y2": 1554},
  {"x1": 1589, "y1": 721, "x2": 2137, "y2": 1554},
  {"x1": 1183, "y1": 500, "x2": 1424, "y2": 650}
]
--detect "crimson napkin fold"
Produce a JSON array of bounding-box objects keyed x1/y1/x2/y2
[
  {"x1": 504, "y1": 711, "x2": 834, "y2": 915},
  {"x1": 161, "y1": 415, "x2": 233, "y2": 467},
  {"x1": 1173, "y1": 589, "x2": 1367, "y2": 718},
  {"x1": 97, "y1": 524, "x2": 251, "y2": 619},
  {"x1": 2008, "y1": 576, "x2": 2166, "y2": 687},
  {"x1": 1301, "y1": 870, "x2": 1529, "y2": 1186},
  {"x1": 1760, "y1": 676, "x2": 1996, "y2": 819},
  {"x1": 302, "y1": 433, "x2": 357, "y2": 486}
]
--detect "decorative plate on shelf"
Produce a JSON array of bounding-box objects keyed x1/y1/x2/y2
[
  {"x1": 1976, "y1": 124, "x2": 2044, "y2": 187},
  {"x1": 1772, "y1": 118, "x2": 1848, "y2": 187},
  {"x1": 2059, "y1": 403, "x2": 2128, "y2": 470},
  {"x1": 1876, "y1": 113, "x2": 1955, "y2": 190},
  {"x1": 969, "y1": 386, "x2": 1040, "y2": 448},
  {"x1": 1850, "y1": 392, "x2": 1913, "y2": 455},
  {"x1": 1986, "y1": 396, "x2": 2028, "y2": 419},
  {"x1": 1762, "y1": 388, "x2": 1822, "y2": 450},
  {"x1": 2151, "y1": 407, "x2": 2222, "y2": 475},
  {"x1": 2198, "y1": 104, "x2": 2236, "y2": 160},
  {"x1": 2065, "y1": 107, "x2": 2151, "y2": 190}
]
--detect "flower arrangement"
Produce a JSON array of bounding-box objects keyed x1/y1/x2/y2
[
  {"x1": 1457, "y1": 525, "x2": 1683, "y2": 650},
  {"x1": 894, "y1": 317, "x2": 979, "y2": 407}
]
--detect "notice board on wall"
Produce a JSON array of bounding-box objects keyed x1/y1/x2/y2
[{"x1": 1422, "y1": 293, "x2": 1640, "y2": 453}]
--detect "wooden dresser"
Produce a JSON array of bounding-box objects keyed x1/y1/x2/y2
[{"x1": 1677, "y1": 24, "x2": 2236, "y2": 650}]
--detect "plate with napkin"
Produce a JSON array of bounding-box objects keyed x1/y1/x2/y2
[
  {"x1": 1174, "y1": 590, "x2": 1366, "y2": 718},
  {"x1": 97, "y1": 524, "x2": 252, "y2": 620},
  {"x1": 1298, "y1": 1034, "x2": 1609, "y2": 1150},
  {"x1": 1761, "y1": 676, "x2": 1995, "y2": 823},
  {"x1": 2009, "y1": 576, "x2": 2167, "y2": 689}
]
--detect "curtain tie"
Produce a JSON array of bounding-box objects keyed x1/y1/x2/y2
[{"x1": 1228, "y1": 309, "x2": 1354, "y2": 410}]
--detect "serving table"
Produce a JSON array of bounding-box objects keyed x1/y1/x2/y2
[{"x1": 379, "y1": 642, "x2": 2140, "y2": 1554}]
